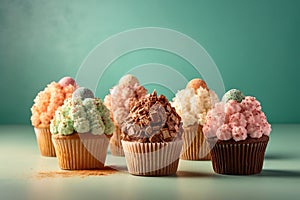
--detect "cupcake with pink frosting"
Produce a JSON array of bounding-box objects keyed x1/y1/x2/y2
[
  {"x1": 30, "y1": 77, "x2": 77, "y2": 156},
  {"x1": 203, "y1": 89, "x2": 271, "y2": 175},
  {"x1": 104, "y1": 74, "x2": 147, "y2": 156}
]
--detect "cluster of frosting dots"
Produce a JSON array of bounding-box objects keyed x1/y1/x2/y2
[
  {"x1": 171, "y1": 78, "x2": 219, "y2": 128},
  {"x1": 203, "y1": 89, "x2": 271, "y2": 142},
  {"x1": 31, "y1": 77, "x2": 77, "y2": 127},
  {"x1": 104, "y1": 74, "x2": 147, "y2": 125},
  {"x1": 50, "y1": 87, "x2": 114, "y2": 135}
]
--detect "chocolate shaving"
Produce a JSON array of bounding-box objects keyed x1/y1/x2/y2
[
  {"x1": 161, "y1": 128, "x2": 171, "y2": 139},
  {"x1": 149, "y1": 133, "x2": 163, "y2": 143},
  {"x1": 121, "y1": 90, "x2": 182, "y2": 143}
]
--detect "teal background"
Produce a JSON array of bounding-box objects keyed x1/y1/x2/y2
[{"x1": 0, "y1": 0, "x2": 299, "y2": 124}]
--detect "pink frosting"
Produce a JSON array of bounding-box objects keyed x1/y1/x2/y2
[
  {"x1": 203, "y1": 124, "x2": 218, "y2": 139},
  {"x1": 110, "y1": 75, "x2": 147, "y2": 125},
  {"x1": 229, "y1": 113, "x2": 247, "y2": 127},
  {"x1": 232, "y1": 126, "x2": 247, "y2": 141},
  {"x1": 225, "y1": 100, "x2": 242, "y2": 115},
  {"x1": 242, "y1": 110, "x2": 255, "y2": 124},
  {"x1": 241, "y1": 96, "x2": 261, "y2": 112},
  {"x1": 262, "y1": 122, "x2": 272, "y2": 136},
  {"x1": 203, "y1": 96, "x2": 271, "y2": 141},
  {"x1": 216, "y1": 124, "x2": 232, "y2": 140},
  {"x1": 247, "y1": 123, "x2": 263, "y2": 138}
]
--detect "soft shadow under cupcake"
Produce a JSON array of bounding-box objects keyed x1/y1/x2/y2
[
  {"x1": 173, "y1": 171, "x2": 214, "y2": 178},
  {"x1": 265, "y1": 153, "x2": 299, "y2": 160},
  {"x1": 256, "y1": 169, "x2": 300, "y2": 178}
]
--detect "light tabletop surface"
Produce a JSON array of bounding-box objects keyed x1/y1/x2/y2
[{"x1": 0, "y1": 124, "x2": 299, "y2": 200}]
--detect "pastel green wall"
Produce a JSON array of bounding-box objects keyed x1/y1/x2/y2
[{"x1": 0, "y1": 0, "x2": 299, "y2": 124}]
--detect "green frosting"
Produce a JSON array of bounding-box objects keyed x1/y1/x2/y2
[
  {"x1": 58, "y1": 119, "x2": 73, "y2": 135},
  {"x1": 50, "y1": 98, "x2": 114, "y2": 136},
  {"x1": 222, "y1": 89, "x2": 245, "y2": 103}
]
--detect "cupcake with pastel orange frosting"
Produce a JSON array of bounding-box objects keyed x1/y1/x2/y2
[
  {"x1": 30, "y1": 77, "x2": 77, "y2": 156},
  {"x1": 203, "y1": 89, "x2": 271, "y2": 175},
  {"x1": 172, "y1": 78, "x2": 219, "y2": 160},
  {"x1": 104, "y1": 74, "x2": 147, "y2": 156}
]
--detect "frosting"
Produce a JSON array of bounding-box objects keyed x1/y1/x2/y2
[
  {"x1": 222, "y1": 89, "x2": 245, "y2": 103},
  {"x1": 203, "y1": 92, "x2": 271, "y2": 141},
  {"x1": 172, "y1": 79, "x2": 219, "y2": 127},
  {"x1": 50, "y1": 88, "x2": 114, "y2": 136},
  {"x1": 72, "y1": 87, "x2": 94, "y2": 100},
  {"x1": 121, "y1": 90, "x2": 182, "y2": 143},
  {"x1": 103, "y1": 94, "x2": 114, "y2": 120},
  {"x1": 225, "y1": 100, "x2": 242, "y2": 115},
  {"x1": 109, "y1": 74, "x2": 147, "y2": 125},
  {"x1": 31, "y1": 77, "x2": 77, "y2": 127},
  {"x1": 241, "y1": 96, "x2": 262, "y2": 112},
  {"x1": 186, "y1": 78, "x2": 208, "y2": 91},
  {"x1": 58, "y1": 77, "x2": 77, "y2": 88},
  {"x1": 216, "y1": 124, "x2": 232, "y2": 141},
  {"x1": 232, "y1": 126, "x2": 248, "y2": 141}
]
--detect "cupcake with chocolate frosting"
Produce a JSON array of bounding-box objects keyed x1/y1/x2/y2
[{"x1": 121, "y1": 90, "x2": 183, "y2": 176}]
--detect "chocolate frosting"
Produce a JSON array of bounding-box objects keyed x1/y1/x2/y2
[{"x1": 121, "y1": 90, "x2": 183, "y2": 143}]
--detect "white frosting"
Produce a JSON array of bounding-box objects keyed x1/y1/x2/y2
[{"x1": 172, "y1": 87, "x2": 219, "y2": 127}]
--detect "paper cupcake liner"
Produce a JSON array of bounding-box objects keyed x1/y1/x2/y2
[
  {"x1": 208, "y1": 136, "x2": 269, "y2": 175},
  {"x1": 34, "y1": 126, "x2": 56, "y2": 157},
  {"x1": 180, "y1": 124, "x2": 211, "y2": 160},
  {"x1": 52, "y1": 133, "x2": 109, "y2": 170},
  {"x1": 122, "y1": 140, "x2": 183, "y2": 176},
  {"x1": 109, "y1": 124, "x2": 125, "y2": 156}
]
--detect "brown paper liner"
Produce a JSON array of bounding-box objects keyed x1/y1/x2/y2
[
  {"x1": 52, "y1": 133, "x2": 109, "y2": 170},
  {"x1": 109, "y1": 124, "x2": 124, "y2": 156},
  {"x1": 34, "y1": 126, "x2": 56, "y2": 157},
  {"x1": 180, "y1": 124, "x2": 211, "y2": 160},
  {"x1": 122, "y1": 140, "x2": 183, "y2": 176},
  {"x1": 207, "y1": 135, "x2": 269, "y2": 175}
]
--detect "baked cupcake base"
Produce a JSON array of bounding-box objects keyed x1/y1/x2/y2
[
  {"x1": 122, "y1": 140, "x2": 183, "y2": 176},
  {"x1": 207, "y1": 135, "x2": 269, "y2": 175},
  {"x1": 180, "y1": 124, "x2": 211, "y2": 160},
  {"x1": 34, "y1": 126, "x2": 56, "y2": 157},
  {"x1": 52, "y1": 133, "x2": 110, "y2": 170},
  {"x1": 109, "y1": 124, "x2": 125, "y2": 156}
]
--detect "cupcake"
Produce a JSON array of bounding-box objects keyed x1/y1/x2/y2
[
  {"x1": 203, "y1": 89, "x2": 271, "y2": 175},
  {"x1": 30, "y1": 77, "x2": 77, "y2": 157},
  {"x1": 104, "y1": 74, "x2": 147, "y2": 156},
  {"x1": 50, "y1": 87, "x2": 114, "y2": 170},
  {"x1": 172, "y1": 78, "x2": 219, "y2": 160},
  {"x1": 121, "y1": 90, "x2": 183, "y2": 176}
]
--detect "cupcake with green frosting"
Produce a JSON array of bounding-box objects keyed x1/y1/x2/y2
[{"x1": 50, "y1": 87, "x2": 114, "y2": 170}]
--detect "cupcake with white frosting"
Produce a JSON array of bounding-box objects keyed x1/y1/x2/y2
[{"x1": 172, "y1": 78, "x2": 218, "y2": 160}]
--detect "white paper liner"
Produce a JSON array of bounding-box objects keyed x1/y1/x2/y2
[{"x1": 122, "y1": 140, "x2": 183, "y2": 176}]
